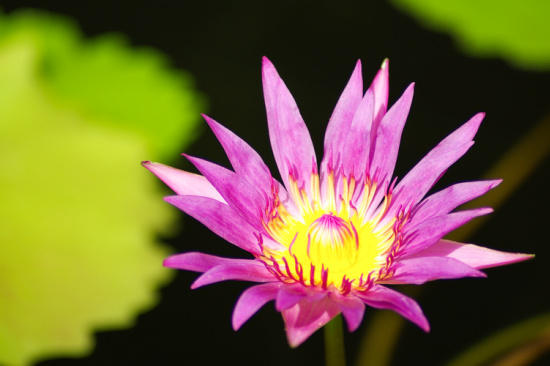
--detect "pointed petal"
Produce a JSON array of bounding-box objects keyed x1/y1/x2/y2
[
  {"x1": 320, "y1": 60, "x2": 363, "y2": 174},
  {"x1": 185, "y1": 155, "x2": 265, "y2": 231},
  {"x1": 204, "y1": 114, "x2": 300, "y2": 222},
  {"x1": 402, "y1": 207, "x2": 493, "y2": 256},
  {"x1": 262, "y1": 57, "x2": 317, "y2": 194},
  {"x1": 202, "y1": 114, "x2": 274, "y2": 196},
  {"x1": 408, "y1": 239, "x2": 534, "y2": 269},
  {"x1": 164, "y1": 252, "x2": 234, "y2": 272},
  {"x1": 387, "y1": 256, "x2": 485, "y2": 285},
  {"x1": 142, "y1": 161, "x2": 225, "y2": 202},
  {"x1": 335, "y1": 295, "x2": 366, "y2": 332},
  {"x1": 165, "y1": 195, "x2": 261, "y2": 255},
  {"x1": 369, "y1": 83, "x2": 414, "y2": 187},
  {"x1": 282, "y1": 294, "x2": 341, "y2": 347},
  {"x1": 410, "y1": 180, "x2": 501, "y2": 227},
  {"x1": 392, "y1": 113, "x2": 485, "y2": 214},
  {"x1": 370, "y1": 58, "x2": 389, "y2": 130},
  {"x1": 356, "y1": 285, "x2": 430, "y2": 332},
  {"x1": 192, "y1": 259, "x2": 274, "y2": 289},
  {"x1": 232, "y1": 282, "x2": 282, "y2": 330},
  {"x1": 341, "y1": 89, "x2": 374, "y2": 178}
]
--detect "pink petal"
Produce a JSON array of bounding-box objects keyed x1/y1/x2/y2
[
  {"x1": 369, "y1": 83, "x2": 414, "y2": 190},
  {"x1": 320, "y1": 60, "x2": 363, "y2": 177},
  {"x1": 185, "y1": 155, "x2": 265, "y2": 231},
  {"x1": 391, "y1": 113, "x2": 484, "y2": 215},
  {"x1": 408, "y1": 239, "x2": 534, "y2": 269},
  {"x1": 341, "y1": 89, "x2": 374, "y2": 178},
  {"x1": 369, "y1": 58, "x2": 389, "y2": 132},
  {"x1": 165, "y1": 195, "x2": 262, "y2": 255},
  {"x1": 402, "y1": 207, "x2": 493, "y2": 256},
  {"x1": 387, "y1": 256, "x2": 485, "y2": 285},
  {"x1": 262, "y1": 57, "x2": 317, "y2": 195},
  {"x1": 282, "y1": 294, "x2": 341, "y2": 347},
  {"x1": 232, "y1": 282, "x2": 282, "y2": 330},
  {"x1": 202, "y1": 114, "x2": 275, "y2": 197},
  {"x1": 334, "y1": 295, "x2": 366, "y2": 332},
  {"x1": 142, "y1": 161, "x2": 225, "y2": 202},
  {"x1": 409, "y1": 180, "x2": 501, "y2": 228},
  {"x1": 275, "y1": 284, "x2": 308, "y2": 311},
  {"x1": 356, "y1": 285, "x2": 430, "y2": 332},
  {"x1": 164, "y1": 252, "x2": 234, "y2": 272},
  {"x1": 192, "y1": 259, "x2": 274, "y2": 289}
]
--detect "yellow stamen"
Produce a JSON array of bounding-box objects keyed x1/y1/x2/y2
[{"x1": 262, "y1": 171, "x2": 398, "y2": 292}]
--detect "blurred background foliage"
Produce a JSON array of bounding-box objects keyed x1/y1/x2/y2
[
  {"x1": 391, "y1": 0, "x2": 550, "y2": 71},
  {"x1": 0, "y1": 8, "x2": 203, "y2": 366},
  {"x1": 0, "y1": 1, "x2": 548, "y2": 365}
]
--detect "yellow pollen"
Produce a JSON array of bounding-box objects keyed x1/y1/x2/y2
[
  {"x1": 306, "y1": 214, "x2": 358, "y2": 271},
  {"x1": 262, "y1": 171, "x2": 399, "y2": 292}
]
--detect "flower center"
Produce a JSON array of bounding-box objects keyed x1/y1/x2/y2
[
  {"x1": 261, "y1": 171, "x2": 400, "y2": 293},
  {"x1": 306, "y1": 214, "x2": 358, "y2": 272}
]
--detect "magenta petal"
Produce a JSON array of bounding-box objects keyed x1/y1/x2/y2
[
  {"x1": 391, "y1": 113, "x2": 484, "y2": 213},
  {"x1": 335, "y1": 295, "x2": 366, "y2": 332},
  {"x1": 369, "y1": 59, "x2": 389, "y2": 129},
  {"x1": 142, "y1": 161, "x2": 225, "y2": 202},
  {"x1": 320, "y1": 60, "x2": 363, "y2": 175},
  {"x1": 275, "y1": 284, "x2": 308, "y2": 311},
  {"x1": 402, "y1": 207, "x2": 493, "y2": 256},
  {"x1": 232, "y1": 282, "x2": 282, "y2": 330},
  {"x1": 165, "y1": 195, "x2": 262, "y2": 255},
  {"x1": 262, "y1": 57, "x2": 317, "y2": 194},
  {"x1": 410, "y1": 180, "x2": 501, "y2": 227},
  {"x1": 164, "y1": 252, "x2": 233, "y2": 272},
  {"x1": 356, "y1": 285, "x2": 430, "y2": 332},
  {"x1": 282, "y1": 294, "x2": 341, "y2": 347},
  {"x1": 387, "y1": 256, "x2": 485, "y2": 285},
  {"x1": 409, "y1": 239, "x2": 534, "y2": 269},
  {"x1": 192, "y1": 259, "x2": 274, "y2": 289},
  {"x1": 341, "y1": 89, "x2": 374, "y2": 178},
  {"x1": 369, "y1": 83, "x2": 414, "y2": 186},
  {"x1": 203, "y1": 114, "x2": 275, "y2": 197},
  {"x1": 185, "y1": 155, "x2": 265, "y2": 231}
]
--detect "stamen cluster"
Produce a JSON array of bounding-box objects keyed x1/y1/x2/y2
[{"x1": 260, "y1": 170, "x2": 401, "y2": 295}]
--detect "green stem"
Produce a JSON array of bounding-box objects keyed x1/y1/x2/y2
[{"x1": 325, "y1": 314, "x2": 346, "y2": 366}]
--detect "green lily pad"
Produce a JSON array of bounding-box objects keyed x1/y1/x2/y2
[
  {"x1": 391, "y1": 0, "x2": 550, "y2": 70},
  {"x1": 0, "y1": 9, "x2": 203, "y2": 365}
]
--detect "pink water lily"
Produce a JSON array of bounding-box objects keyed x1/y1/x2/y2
[{"x1": 143, "y1": 57, "x2": 531, "y2": 347}]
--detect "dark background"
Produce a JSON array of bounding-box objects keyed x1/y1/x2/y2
[{"x1": 3, "y1": 1, "x2": 548, "y2": 365}]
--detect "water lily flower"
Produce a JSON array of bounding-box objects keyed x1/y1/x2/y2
[{"x1": 144, "y1": 57, "x2": 531, "y2": 347}]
